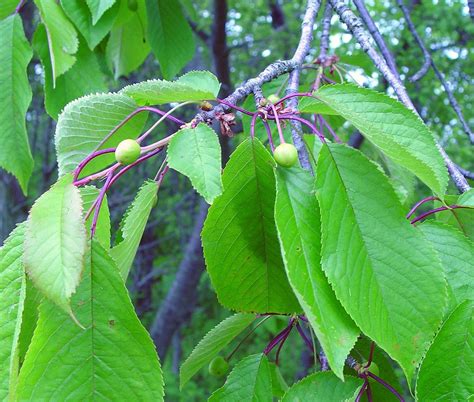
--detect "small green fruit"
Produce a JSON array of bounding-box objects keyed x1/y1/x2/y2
[
  {"x1": 273, "y1": 143, "x2": 298, "y2": 168},
  {"x1": 208, "y1": 356, "x2": 229, "y2": 377},
  {"x1": 127, "y1": 0, "x2": 138, "y2": 11},
  {"x1": 267, "y1": 94, "x2": 280, "y2": 104},
  {"x1": 115, "y1": 139, "x2": 141, "y2": 165}
]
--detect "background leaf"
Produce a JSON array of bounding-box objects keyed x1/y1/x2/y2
[
  {"x1": 17, "y1": 241, "x2": 164, "y2": 400},
  {"x1": 316, "y1": 84, "x2": 448, "y2": 195},
  {"x1": 180, "y1": 313, "x2": 255, "y2": 389},
  {"x1": 208, "y1": 354, "x2": 272, "y2": 402},
  {"x1": 106, "y1": 0, "x2": 150, "y2": 79},
  {"x1": 0, "y1": 14, "x2": 33, "y2": 194},
  {"x1": 33, "y1": 26, "x2": 107, "y2": 120},
  {"x1": 121, "y1": 70, "x2": 220, "y2": 105},
  {"x1": 167, "y1": 124, "x2": 223, "y2": 204},
  {"x1": 55, "y1": 92, "x2": 147, "y2": 177},
  {"x1": 111, "y1": 180, "x2": 158, "y2": 279},
  {"x1": 0, "y1": 224, "x2": 26, "y2": 401},
  {"x1": 315, "y1": 143, "x2": 446, "y2": 382},
  {"x1": 282, "y1": 372, "x2": 363, "y2": 402},
  {"x1": 274, "y1": 166, "x2": 359, "y2": 379},
  {"x1": 34, "y1": 0, "x2": 79, "y2": 85},
  {"x1": 419, "y1": 221, "x2": 474, "y2": 314},
  {"x1": 0, "y1": 0, "x2": 17, "y2": 19},
  {"x1": 202, "y1": 139, "x2": 300, "y2": 314},
  {"x1": 416, "y1": 300, "x2": 474, "y2": 401},
  {"x1": 24, "y1": 174, "x2": 87, "y2": 314},
  {"x1": 61, "y1": 0, "x2": 119, "y2": 50},
  {"x1": 86, "y1": 0, "x2": 116, "y2": 25},
  {"x1": 145, "y1": 0, "x2": 195, "y2": 79}
]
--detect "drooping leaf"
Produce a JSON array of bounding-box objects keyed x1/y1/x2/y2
[
  {"x1": 145, "y1": 0, "x2": 194, "y2": 79},
  {"x1": 208, "y1": 354, "x2": 272, "y2": 402},
  {"x1": 33, "y1": 26, "x2": 107, "y2": 120},
  {"x1": 315, "y1": 84, "x2": 448, "y2": 195},
  {"x1": 315, "y1": 143, "x2": 446, "y2": 382},
  {"x1": 282, "y1": 372, "x2": 363, "y2": 402},
  {"x1": 106, "y1": 0, "x2": 150, "y2": 79},
  {"x1": 18, "y1": 279, "x2": 42, "y2": 365},
  {"x1": 0, "y1": 224, "x2": 26, "y2": 401},
  {"x1": 0, "y1": 15, "x2": 33, "y2": 194},
  {"x1": 55, "y1": 92, "x2": 147, "y2": 177},
  {"x1": 419, "y1": 221, "x2": 474, "y2": 313},
  {"x1": 24, "y1": 174, "x2": 87, "y2": 314},
  {"x1": 61, "y1": 0, "x2": 119, "y2": 50},
  {"x1": 180, "y1": 313, "x2": 255, "y2": 389},
  {"x1": 121, "y1": 70, "x2": 220, "y2": 105},
  {"x1": 86, "y1": 0, "x2": 116, "y2": 24},
  {"x1": 168, "y1": 124, "x2": 223, "y2": 204},
  {"x1": 34, "y1": 0, "x2": 79, "y2": 85},
  {"x1": 80, "y1": 186, "x2": 111, "y2": 248},
  {"x1": 202, "y1": 138, "x2": 300, "y2": 314},
  {"x1": 0, "y1": 0, "x2": 17, "y2": 19},
  {"x1": 416, "y1": 300, "x2": 474, "y2": 401},
  {"x1": 111, "y1": 180, "x2": 158, "y2": 279},
  {"x1": 17, "y1": 240, "x2": 164, "y2": 400},
  {"x1": 298, "y1": 96, "x2": 339, "y2": 115},
  {"x1": 274, "y1": 166, "x2": 359, "y2": 379}
]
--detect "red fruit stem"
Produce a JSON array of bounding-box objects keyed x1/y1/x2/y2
[
  {"x1": 73, "y1": 148, "x2": 115, "y2": 182},
  {"x1": 406, "y1": 195, "x2": 440, "y2": 219},
  {"x1": 410, "y1": 205, "x2": 468, "y2": 225},
  {"x1": 270, "y1": 103, "x2": 286, "y2": 144}
]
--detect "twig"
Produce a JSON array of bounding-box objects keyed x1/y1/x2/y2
[
  {"x1": 456, "y1": 165, "x2": 474, "y2": 180},
  {"x1": 353, "y1": 0, "x2": 399, "y2": 78},
  {"x1": 286, "y1": 0, "x2": 322, "y2": 171},
  {"x1": 318, "y1": 1, "x2": 333, "y2": 63},
  {"x1": 330, "y1": 0, "x2": 470, "y2": 193},
  {"x1": 397, "y1": 0, "x2": 474, "y2": 145}
]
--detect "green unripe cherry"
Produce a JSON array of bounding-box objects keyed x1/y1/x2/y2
[
  {"x1": 208, "y1": 356, "x2": 229, "y2": 377},
  {"x1": 273, "y1": 143, "x2": 298, "y2": 168},
  {"x1": 267, "y1": 94, "x2": 280, "y2": 104},
  {"x1": 115, "y1": 139, "x2": 141, "y2": 165},
  {"x1": 127, "y1": 0, "x2": 138, "y2": 11}
]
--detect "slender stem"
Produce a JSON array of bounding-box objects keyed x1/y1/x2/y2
[
  {"x1": 367, "y1": 372, "x2": 405, "y2": 401},
  {"x1": 319, "y1": 115, "x2": 342, "y2": 143},
  {"x1": 364, "y1": 342, "x2": 375, "y2": 367},
  {"x1": 216, "y1": 98, "x2": 255, "y2": 116},
  {"x1": 262, "y1": 118, "x2": 275, "y2": 151},
  {"x1": 275, "y1": 329, "x2": 291, "y2": 365},
  {"x1": 406, "y1": 196, "x2": 440, "y2": 219},
  {"x1": 410, "y1": 205, "x2": 469, "y2": 225},
  {"x1": 295, "y1": 322, "x2": 314, "y2": 352},
  {"x1": 15, "y1": 0, "x2": 26, "y2": 13},
  {"x1": 270, "y1": 104, "x2": 285, "y2": 144},
  {"x1": 355, "y1": 381, "x2": 368, "y2": 402},
  {"x1": 226, "y1": 315, "x2": 268, "y2": 361},
  {"x1": 277, "y1": 114, "x2": 326, "y2": 143},
  {"x1": 90, "y1": 172, "x2": 114, "y2": 237},
  {"x1": 263, "y1": 324, "x2": 293, "y2": 355},
  {"x1": 366, "y1": 380, "x2": 373, "y2": 402},
  {"x1": 250, "y1": 112, "x2": 258, "y2": 139},
  {"x1": 73, "y1": 148, "x2": 115, "y2": 182},
  {"x1": 274, "y1": 92, "x2": 313, "y2": 107}
]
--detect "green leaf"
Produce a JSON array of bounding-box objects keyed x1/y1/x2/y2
[
  {"x1": 282, "y1": 372, "x2": 363, "y2": 402},
  {"x1": 121, "y1": 70, "x2": 220, "y2": 105},
  {"x1": 111, "y1": 180, "x2": 158, "y2": 279},
  {"x1": 298, "y1": 96, "x2": 339, "y2": 115},
  {"x1": 34, "y1": 0, "x2": 79, "y2": 85},
  {"x1": 80, "y1": 186, "x2": 111, "y2": 248},
  {"x1": 0, "y1": 0, "x2": 17, "y2": 19},
  {"x1": 0, "y1": 224, "x2": 26, "y2": 401},
  {"x1": 86, "y1": 0, "x2": 116, "y2": 24},
  {"x1": 61, "y1": 0, "x2": 119, "y2": 50},
  {"x1": 17, "y1": 240, "x2": 164, "y2": 400},
  {"x1": 55, "y1": 92, "x2": 147, "y2": 177},
  {"x1": 268, "y1": 363, "x2": 288, "y2": 398},
  {"x1": 419, "y1": 221, "x2": 474, "y2": 313},
  {"x1": 168, "y1": 123, "x2": 223, "y2": 204},
  {"x1": 180, "y1": 313, "x2": 255, "y2": 389},
  {"x1": 202, "y1": 138, "x2": 300, "y2": 314},
  {"x1": 208, "y1": 354, "x2": 272, "y2": 402},
  {"x1": 416, "y1": 300, "x2": 474, "y2": 401},
  {"x1": 0, "y1": 15, "x2": 33, "y2": 194},
  {"x1": 315, "y1": 84, "x2": 448, "y2": 195},
  {"x1": 315, "y1": 143, "x2": 446, "y2": 382},
  {"x1": 33, "y1": 26, "x2": 107, "y2": 120},
  {"x1": 106, "y1": 0, "x2": 150, "y2": 79},
  {"x1": 145, "y1": 0, "x2": 194, "y2": 79},
  {"x1": 435, "y1": 193, "x2": 474, "y2": 241},
  {"x1": 24, "y1": 174, "x2": 87, "y2": 314},
  {"x1": 274, "y1": 166, "x2": 359, "y2": 379}
]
